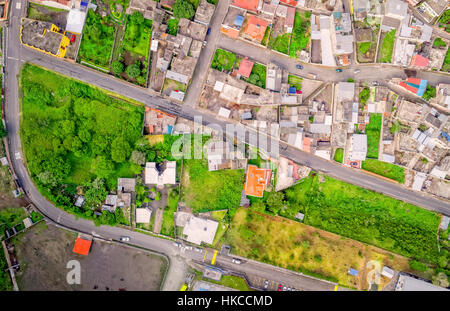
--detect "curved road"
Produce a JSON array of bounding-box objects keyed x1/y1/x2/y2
[{"x1": 3, "y1": 0, "x2": 450, "y2": 291}]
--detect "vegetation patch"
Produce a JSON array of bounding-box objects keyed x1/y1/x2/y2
[
  {"x1": 366, "y1": 113, "x2": 382, "y2": 159},
  {"x1": 20, "y1": 64, "x2": 144, "y2": 226},
  {"x1": 288, "y1": 75, "x2": 302, "y2": 90},
  {"x1": 78, "y1": 9, "x2": 117, "y2": 68},
  {"x1": 334, "y1": 148, "x2": 344, "y2": 163},
  {"x1": 211, "y1": 49, "x2": 236, "y2": 72},
  {"x1": 442, "y1": 48, "x2": 450, "y2": 72},
  {"x1": 269, "y1": 33, "x2": 291, "y2": 55},
  {"x1": 161, "y1": 188, "x2": 179, "y2": 237},
  {"x1": 362, "y1": 159, "x2": 405, "y2": 183},
  {"x1": 289, "y1": 11, "x2": 311, "y2": 58},
  {"x1": 378, "y1": 30, "x2": 395, "y2": 63},
  {"x1": 245, "y1": 63, "x2": 267, "y2": 89},
  {"x1": 422, "y1": 85, "x2": 436, "y2": 101},
  {"x1": 167, "y1": 18, "x2": 179, "y2": 36}
]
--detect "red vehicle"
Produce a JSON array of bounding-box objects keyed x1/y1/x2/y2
[
  {"x1": 278, "y1": 284, "x2": 283, "y2": 291},
  {"x1": 70, "y1": 34, "x2": 76, "y2": 43}
]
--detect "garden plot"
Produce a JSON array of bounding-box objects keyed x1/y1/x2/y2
[
  {"x1": 27, "y1": 2, "x2": 69, "y2": 27},
  {"x1": 289, "y1": 10, "x2": 311, "y2": 59},
  {"x1": 112, "y1": 12, "x2": 152, "y2": 86},
  {"x1": 377, "y1": 29, "x2": 395, "y2": 63},
  {"x1": 78, "y1": 9, "x2": 117, "y2": 70},
  {"x1": 269, "y1": 16, "x2": 291, "y2": 55},
  {"x1": 355, "y1": 22, "x2": 379, "y2": 63}
]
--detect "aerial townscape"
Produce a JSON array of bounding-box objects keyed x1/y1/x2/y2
[{"x1": 0, "y1": 0, "x2": 449, "y2": 295}]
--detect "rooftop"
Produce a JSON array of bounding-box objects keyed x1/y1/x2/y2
[
  {"x1": 182, "y1": 215, "x2": 219, "y2": 245},
  {"x1": 244, "y1": 165, "x2": 272, "y2": 197},
  {"x1": 231, "y1": 0, "x2": 260, "y2": 12},
  {"x1": 73, "y1": 237, "x2": 92, "y2": 256}
]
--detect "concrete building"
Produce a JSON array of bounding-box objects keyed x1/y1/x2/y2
[
  {"x1": 145, "y1": 161, "x2": 176, "y2": 186},
  {"x1": 182, "y1": 215, "x2": 219, "y2": 245},
  {"x1": 349, "y1": 134, "x2": 368, "y2": 161},
  {"x1": 385, "y1": 0, "x2": 408, "y2": 20},
  {"x1": 395, "y1": 273, "x2": 448, "y2": 291},
  {"x1": 136, "y1": 208, "x2": 152, "y2": 224}
]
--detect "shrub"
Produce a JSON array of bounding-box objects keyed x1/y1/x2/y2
[
  {"x1": 111, "y1": 61, "x2": 124, "y2": 75},
  {"x1": 126, "y1": 62, "x2": 141, "y2": 78},
  {"x1": 409, "y1": 260, "x2": 428, "y2": 272},
  {"x1": 173, "y1": 0, "x2": 195, "y2": 19}
]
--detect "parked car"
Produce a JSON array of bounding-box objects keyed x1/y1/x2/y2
[
  {"x1": 185, "y1": 245, "x2": 193, "y2": 250},
  {"x1": 371, "y1": 81, "x2": 379, "y2": 86},
  {"x1": 350, "y1": 162, "x2": 358, "y2": 167},
  {"x1": 354, "y1": 69, "x2": 360, "y2": 74},
  {"x1": 291, "y1": 288, "x2": 296, "y2": 291},
  {"x1": 207, "y1": 27, "x2": 211, "y2": 35},
  {"x1": 336, "y1": 68, "x2": 343, "y2": 72},
  {"x1": 173, "y1": 242, "x2": 182, "y2": 248},
  {"x1": 287, "y1": 287, "x2": 291, "y2": 291},
  {"x1": 70, "y1": 34, "x2": 76, "y2": 43},
  {"x1": 120, "y1": 236, "x2": 130, "y2": 242},
  {"x1": 195, "y1": 247, "x2": 203, "y2": 252},
  {"x1": 296, "y1": 64, "x2": 303, "y2": 69},
  {"x1": 278, "y1": 284, "x2": 283, "y2": 291},
  {"x1": 232, "y1": 258, "x2": 242, "y2": 264},
  {"x1": 264, "y1": 280, "x2": 269, "y2": 289},
  {"x1": 283, "y1": 286, "x2": 287, "y2": 291}
]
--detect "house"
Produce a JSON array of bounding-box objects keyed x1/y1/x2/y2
[
  {"x1": 206, "y1": 140, "x2": 247, "y2": 171},
  {"x1": 194, "y1": 0, "x2": 215, "y2": 25},
  {"x1": 385, "y1": 0, "x2": 408, "y2": 20},
  {"x1": 160, "y1": 0, "x2": 175, "y2": 10},
  {"x1": 117, "y1": 178, "x2": 136, "y2": 193},
  {"x1": 418, "y1": 0, "x2": 448, "y2": 23},
  {"x1": 65, "y1": 8, "x2": 87, "y2": 34},
  {"x1": 74, "y1": 195, "x2": 85, "y2": 208},
  {"x1": 382, "y1": 266, "x2": 395, "y2": 279},
  {"x1": 349, "y1": 134, "x2": 367, "y2": 161},
  {"x1": 230, "y1": 0, "x2": 260, "y2": 12},
  {"x1": 266, "y1": 63, "x2": 282, "y2": 92},
  {"x1": 182, "y1": 215, "x2": 219, "y2": 245},
  {"x1": 395, "y1": 273, "x2": 448, "y2": 291},
  {"x1": 236, "y1": 57, "x2": 254, "y2": 78},
  {"x1": 242, "y1": 14, "x2": 269, "y2": 43},
  {"x1": 244, "y1": 165, "x2": 272, "y2": 197},
  {"x1": 410, "y1": 54, "x2": 429, "y2": 69},
  {"x1": 136, "y1": 208, "x2": 152, "y2": 224},
  {"x1": 144, "y1": 107, "x2": 177, "y2": 135},
  {"x1": 73, "y1": 235, "x2": 92, "y2": 255},
  {"x1": 145, "y1": 161, "x2": 176, "y2": 186},
  {"x1": 337, "y1": 82, "x2": 355, "y2": 102},
  {"x1": 398, "y1": 78, "x2": 428, "y2": 97}
]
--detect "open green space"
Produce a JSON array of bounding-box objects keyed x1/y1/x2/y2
[
  {"x1": 78, "y1": 9, "x2": 117, "y2": 68},
  {"x1": 362, "y1": 159, "x2": 405, "y2": 183},
  {"x1": 378, "y1": 30, "x2": 395, "y2": 63},
  {"x1": 27, "y1": 2, "x2": 68, "y2": 22},
  {"x1": 442, "y1": 48, "x2": 450, "y2": 72},
  {"x1": 19, "y1": 64, "x2": 144, "y2": 226},
  {"x1": 161, "y1": 188, "x2": 179, "y2": 237},
  {"x1": 245, "y1": 63, "x2": 267, "y2": 89},
  {"x1": 122, "y1": 12, "x2": 152, "y2": 57},
  {"x1": 269, "y1": 32, "x2": 291, "y2": 55},
  {"x1": 0, "y1": 250, "x2": 11, "y2": 291},
  {"x1": 108, "y1": 0, "x2": 130, "y2": 21},
  {"x1": 366, "y1": 113, "x2": 382, "y2": 159},
  {"x1": 261, "y1": 26, "x2": 271, "y2": 46},
  {"x1": 334, "y1": 148, "x2": 343, "y2": 163},
  {"x1": 181, "y1": 158, "x2": 244, "y2": 214},
  {"x1": 211, "y1": 49, "x2": 236, "y2": 72},
  {"x1": 289, "y1": 11, "x2": 311, "y2": 58},
  {"x1": 167, "y1": 18, "x2": 179, "y2": 36},
  {"x1": 433, "y1": 38, "x2": 447, "y2": 48},
  {"x1": 288, "y1": 75, "x2": 302, "y2": 90},
  {"x1": 438, "y1": 10, "x2": 450, "y2": 33},
  {"x1": 193, "y1": 269, "x2": 252, "y2": 291}
]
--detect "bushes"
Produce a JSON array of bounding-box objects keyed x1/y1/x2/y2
[
  {"x1": 358, "y1": 42, "x2": 371, "y2": 54},
  {"x1": 111, "y1": 61, "x2": 124, "y2": 75},
  {"x1": 359, "y1": 87, "x2": 370, "y2": 105},
  {"x1": 422, "y1": 85, "x2": 436, "y2": 101},
  {"x1": 173, "y1": 0, "x2": 195, "y2": 19},
  {"x1": 167, "y1": 18, "x2": 179, "y2": 36},
  {"x1": 433, "y1": 38, "x2": 447, "y2": 48},
  {"x1": 245, "y1": 63, "x2": 267, "y2": 89},
  {"x1": 409, "y1": 260, "x2": 428, "y2": 272},
  {"x1": 211, "y1": 49, "x2": 236, "y2": 72},
  {"x1": 334, "y1": 148, "x2": 344, "y2": 163}
]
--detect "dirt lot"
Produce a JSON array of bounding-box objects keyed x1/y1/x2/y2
[{"x1": 13, "y1": 223, "x2": 168, "y2": 291}]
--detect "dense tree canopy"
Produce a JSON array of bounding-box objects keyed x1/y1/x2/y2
[{"x1": 173, "y1": 0, "x2": 195, "y2": 19}]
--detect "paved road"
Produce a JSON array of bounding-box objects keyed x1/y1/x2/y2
[{"x1": 3, "y1": 0, "x2": 450, "y2": 292}]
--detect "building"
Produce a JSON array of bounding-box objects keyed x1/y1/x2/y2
[
  {"x1": 349, "y1": 134, "x2": 367, "y2": 161},
  {"x1": 398, "y1": 78, "x2": 428, "y2": 97},
  {"x1": 31, "y1": 0, "x2": 73, "y2": 10},
  {"x1": 65, "y1": 8, "x2": 87, "y2": 34},
  {"x1": 144, "y1": 107, "x2": 176, "y2": 135},
  {"x1": 266, "y1": 63, "x2": 282, "y2": 92},
  {"x1": 145, "y1": 161, "x2": 177, "y2": 186},
  {"x1": 73, "y1": 235, "x2": 92, "y2": 255},
  {"x1": 236, "y1": 57, "x2": 254, "y2": 78},
  {"x1": 382, "y1": 266, "x2": 395, "y2": 279},
  {"x1": 182, "y1": 215, "x2": 219, "y2": 245},
  {"x1": 242, "y1": 14, "x2": 269, "y2": 43},
  {"x1": 395, "y1": 273, "x2": 448, "y2": 291},
  {"x1": 231, "y1": 0, "x2": 260, "y2": 12},
  {"x1": 244, "y1": 165, "x2": 272, "y2": 197},
  {"x1": 194, "y1": 0, "x2": 215, "y2": 25},
  {"x1": 136, "y1": 208, "x2": 152, "y2": 224},
  {"x1": 385, "y1": 0, "x2": 408, "y2": 20},
  {"x1": 117, "y1": 178, "x2": 136, "y2": 193},
  {"x1": 337, "y1": 82, "x2": 355, "y2": 102}
]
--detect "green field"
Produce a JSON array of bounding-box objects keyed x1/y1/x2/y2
[
  {"x1": 245, "y1": 63, "x2": 267, "y2": 89},
  {"x1": 378, "y1": 30, "x2": 395, "y2": 63},
  {"x1": 334, "y1": 148, "x2": 344, "y2": 163},
  {"x1": 211, "y1": 49, "x2": 236, "y2": 72},
  {"x1": 181, "y1": 159, "x2": 244, "y2": 214},
  {"x1": 288, "y1": 75, "x2": 302, "y2": 90},
  {"x1": 19, "y1": 64, "x2": 144, "y2": 226},
  {"x1": 289, "y1": 11, "x2": 311, "y2": 58},
  {"x1": 269, "y1": 33, "x2": 291, "y2": 55},
  {"x1": 78, "y1": 9, "x2": 116, "y2": 68},
  {"x1": 167, "y1": 18, "x2": 179, "y2": 36},
  {"x1": 441, "y1": 48, "x2": 450, "y2": 72},
  {"x1": 161, "y1": 188, "x2": 179, "y2": 237},
  {"x1": 122, "y1": 14, "x2": 152, "y2": 57},
  {"x1": 366, "y1": 113, "x2": 382, "y2": 159},
  {"x1": 362, "y1": 159, "x2": 405, "y2": 183}
]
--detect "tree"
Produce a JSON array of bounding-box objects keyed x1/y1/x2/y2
[
  {"x1": 173, "y1": 0, "x2": 195, "y2": 20},
  {"x1": 130, "y1": 150, "x2": 146, "y2": 165},
  {"x1": 266, "y1": 192, "x2": 285, "y2": 215},
  {"x1": 111, "y1": 61, "x2": 124, "y2": 75},
  {"x1": 422, "y1": 86, "x2": 436, "y2": 101},
  {"x1": 432, "y1": 272, "x2": 449, "y2": 288},
  {"x1": 130, "y1": 11, "x2": 144, "y2": 25},
  {"x1": 95, "y1": 156, "x2": 115, "y2": 178},
  {"x1": 126, "y1": 62, "x2": 141, "y2": 79},
  {"x1": 111, "y1": 136, "x2": 131, "y2": 163},
  {"x1": 84, "y1": 178, "x2": 108, "y2": 208}
]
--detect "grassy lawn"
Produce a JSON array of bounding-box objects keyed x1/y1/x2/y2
[
  {"x1": 366, "y1": 113, "x2": 382, "y2": 159},
  {"x1": 181, "y1": 159, "x2": 244, "y2": 214},
  {"x1": 27, "y1": 3, "x2": 67, "y2": 22},
  {"x1": 78, "y1": 9, "x2": 117, "y2": 68},
  {"x1": 0, "y1": 249, "x2": 12, "y2": 291},
  {"x1": 378, "y1": 30, "x2": 395, "y2": 63},
  {"x1": 288, "y1": 75, "x2": 302, "y2": 90},
  {"x1": 211, "y1": 49, "x2": 236, "y2": 72},
  {"x1": 334, "y1": 148, "x2": 344, "y2": 163},
  {"x1": 358, "y1": 42, "x2": 371, "y2": 54},
  {"x1": 160, "y1": 188, "x2": 179, "y2": 237},
  {"x1": 167, "y1": 18, "x2": 179, "y2": 36},
  {"x1": 162, "y1": 78, "x2": 187, "y2": 93},
  {"x1": 20, "y1": 64, "x2": 143, "y2": 226},
  {"x1": 433, "y1": 38, "x2": 447, "y2": 48},
  {"x1": 193, "y1": 269, "x2": 253, "y2": 291},
  {"x1": 225, "y1": 207, "x2": 413, "y2": 288},
  {"x1": 299, "y1": 174, "x2": 441, "y2": 263},
  {"x1": 269, "y1": 32, "x2": 291, "y2": 55},
  {"x1": 245, "y1": 63, "x2": 267, "y2": 89},
  {"x1": 362, "y1": 159, "x2": 405, "y2": 183},
  {"x1": 122, "y1": 15, "x2": 152, "y2": 57},
  {"x1": 289, "y1": 11, "x2": 311, "y2": 58},
  {"x1": 441, "y1": 48, "x2": 450, "y2": 72},
  {"x1": 261, "y1": 26, "x2": 271, "y2": 46}
]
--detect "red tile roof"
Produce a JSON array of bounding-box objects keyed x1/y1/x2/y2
[
  {"x1": 221, "y1": 26, "x2": 240, "y2": 39},
  {"x1": 280, "y1": 0, "x2": 298, "y2": 7},
  {"x1": 243, "y1": 15, "x2": 269, "y2": 42},
  {"x1": 244, "y1": 165, "x2": 271, "y2": 197},
  {"x1": 231, "y1": 0, "x2": 260, "y2": 12},
  {"x1": 73, "y1": 237, "x2": 92, "y2": 256},
  {"x1": 237, "y1": 57, "x2": 254, "y2": 78},
  {"x1": 410, "y1": 54, "x2": 429, "y2": 68}
]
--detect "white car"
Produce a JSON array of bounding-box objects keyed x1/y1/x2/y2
[
  {"x1": 173, "y1": 242, "x2": 182, "y2": 248},
  {"x1": 185, "y1": 245, "x2": 193, "y2": 250},
  {"x1": 232, "y1": 258, "x2": 241, "y2": 264},
  {"x1": 120, "y1": 236, "x2": 130, "y2": 242},
  {"x1": 195, "y1": 247, "x2": 203, "y2": 252},
  {"x1": 354, "y1": 69, "x2": 360, "y2": 74}
]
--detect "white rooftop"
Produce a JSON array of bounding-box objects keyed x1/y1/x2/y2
[
  {"x1": 182, "y1": 215, "x2": 218, "y2": 245},
  {"x1": 66, "y1": 9, "x2": 87, "y2": 34},
  {"x1": 136, "y1": 208, "x2": 152, "y2": 224},
  {"x1": 145, "y1": 161, "x2": 176, "y2": 186}
]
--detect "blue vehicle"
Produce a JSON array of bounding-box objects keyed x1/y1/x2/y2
[
  {"x1": 296, "y1": 64, "x2": 304, "y2": 69},
  {"x1": 207, "y1": 27, "x2": 211, "y2": 35},
  {"x1": 336, "y1": 68, "x2": 343, "y2": 72}
]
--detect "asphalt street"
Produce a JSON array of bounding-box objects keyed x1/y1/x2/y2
[{"x1": 3, "y1": 0, "x2": 450, "y2": 292}]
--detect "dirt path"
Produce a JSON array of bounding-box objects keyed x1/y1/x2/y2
[{"x1": 153, "y1": 208, "x2": 164, "y2": 234}]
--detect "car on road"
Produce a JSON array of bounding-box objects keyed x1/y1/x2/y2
[
  {"x1": 120, "y1": 236, "x2": 130, "y2": 242},
  {"x1": 287, "y1": 287, "x2": 291, "y2": 291},
  {"x1": 291, "y1": 288, "x2": 295, "y2": 291},
  {"x1": 207, "y1": 27, "x2": 211, "y2": 36},
  {"x1": 232, "y1": 258, "x2": 242, "y2": 264},
  {"x1": 195, "y1": 247, "x2": 203, "y2": 252},
  {"x1": 185, "y1": 245, "x2": 193, "y2": 250},
  {"x1": 173, "y1": 242, "x2": 182, "y2": 248},
  {"x1": 371, "y1": 81, "x2": 379, "y2": 86},
  {"x1": 278, "y1": 284, "x2": 283, "y2": 291},
  {"x1": 264, "y1": 280, "x2": 269, "y2": 289},
  {"x1": 283, "y1": 286, "x2": 287, "y2": 291},
  {"x1": 354, "y1": 69, "x2": 360, "y2": 74},
  {"x1": 336, "y1": 68, "x2": 343, "y2": 72},
  {"x1": 308, "y1": 73, "x2": 317, "y2": 79},
  {"x1": 296, "y1": 64, "x2": 303, "y2": 69}
]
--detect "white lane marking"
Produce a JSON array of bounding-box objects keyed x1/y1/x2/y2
[
  {"x1": 16, "y1": 2, "x2": 21, "y2": 9},
  {"x1": 8, "y1": 57, "x2": 19, "y2": 61}
]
